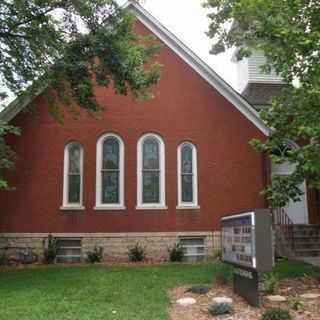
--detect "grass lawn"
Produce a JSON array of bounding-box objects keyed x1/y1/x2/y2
[{"x1": 0, "y1": 260, "x2": 319, "y2": 320}]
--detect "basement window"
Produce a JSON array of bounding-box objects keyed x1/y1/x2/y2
[
  {"x1": 56, "y1": 238, "x2": 82, "y2": 263},
  {"x1": 179, "y1": 237, "x2": 205, "y2": 262}
]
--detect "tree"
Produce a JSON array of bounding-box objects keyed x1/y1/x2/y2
[
  {"x1": 0, "y1": 0, "x2": 161, "y2": 189},
  {"x1": 204, "y1": 0, "x2": 320, "y2": 207}
]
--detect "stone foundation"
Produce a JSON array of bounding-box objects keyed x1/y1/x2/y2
[
  {"x1": 0, "y1": 235, "x2": 45, "y2": 259},
  {"x1": 0, "y1": 231, "x2": 221, "y2": 262}
]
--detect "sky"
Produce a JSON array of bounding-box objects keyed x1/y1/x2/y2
[
  {"x1": 130, "y1": 0, "x2": 238, "y2": 89},
  {"x1": 0, "y1": 1, "x2": 238, "y2": 110},
  {"x1": 130, "y1": 2, "x2": 292, "y2": 92}
]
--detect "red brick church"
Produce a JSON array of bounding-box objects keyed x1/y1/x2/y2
[{"x1": 0, "y1": 2, "x2": 319, "y2": 262}]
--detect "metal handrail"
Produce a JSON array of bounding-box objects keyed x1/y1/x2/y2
[{"x1": 272, "y1": 207, "x2": 295, "y2": 250}]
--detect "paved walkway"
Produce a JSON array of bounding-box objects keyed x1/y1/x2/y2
[{"x1": 297, "y1": 257, "x2": 320, "y2": 267}]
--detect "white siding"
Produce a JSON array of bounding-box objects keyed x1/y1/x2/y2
[
  {"x1": 247, "y1": 50, "x2": 283, "y2": 84},
  {"x1": 236, "y1": 57, "x2": 249, "y2": 93},
  {"x1": 233, "y1": 49, "x2": 284, "y2": 92}
]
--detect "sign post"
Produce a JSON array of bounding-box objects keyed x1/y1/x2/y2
[{"x1": 220, "y1": 209, "x2": 273, "y2": 307}]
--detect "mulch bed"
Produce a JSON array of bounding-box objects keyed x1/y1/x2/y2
[{"x1": 169, "y1": 277, "x2": 320, "y2": 320}]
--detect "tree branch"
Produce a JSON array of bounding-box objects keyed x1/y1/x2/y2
[
  {"x1": 0, "y1": 31, "x2": 29, "y2": 40},
  {"x1": 6, "y1": 2, "x2": 67, "y2": 33}
]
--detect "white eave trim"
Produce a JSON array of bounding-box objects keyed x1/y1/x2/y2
[{"x1": 125, "y1": 2, "x2": 270, "y2": 136}]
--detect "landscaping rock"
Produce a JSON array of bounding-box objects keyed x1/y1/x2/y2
[
  {"x1": 212, "y1": 296, "x2": 233, "y2": 304},
  {"x1": 266, "y1": 295, "x2": 287, "y2": 302},
  {"x1": 300, "y1": 293, "x2": 320, "y2": 299},
  {"x1": 176, "y1": 297, "x2": 196, "y2": 306}
]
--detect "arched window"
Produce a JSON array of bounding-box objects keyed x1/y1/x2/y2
[
  {"x1": 62, "y1": 142, "x2": 84, "y2": 209},
  {"x1": 95, "y1": 133, "x2": 125, "y2": 209},
  {"x1": 177, "y1": 142, "x2": 199, "y2": 208},
  {"x1": 271, "y1": 141, "x2": 295, "y2": 158},
  {"x1": 137, "y1": 133, "x2": 166, "y2": 209}
]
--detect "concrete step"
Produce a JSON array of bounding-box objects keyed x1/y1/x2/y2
[
  {"x1": 293, "y1": 224, "x2": 320, "y2": 229},
  {"x1": 275, "y1": 223, "x2": 320, "y2": 258},
  {"x1": 296, "y1": 256, "x2": 320, "y2": 267},
  {"x1": 294, "y1": 249, "x2": 320, "y2": 257},
  {"x1": 293, "y1": 234, "x2": 320, "y2": 243},
  {"x1": 292, "y1": 230, "x2": 320, "y2": 237},
  {"x1": 293, "y1": 242, "x2": 320, "y2": 250}
]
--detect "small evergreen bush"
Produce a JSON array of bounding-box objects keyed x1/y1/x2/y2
[
  {"x1": 187, "y1": 284, "x2": 211, "y2": 294},
  {"x1": 262, "y1": 273, "x2": 280, "y2": 294},
  {"x1": 43, "y1": 234, "x2": 57, "y2": 264},
  {"x1": 87, "y1": 246, "x2": 103, "y2": 263},
  {"x1": 168, "y1": 243, "x2": 184, "y2": 262},
  {"x1": 260, "y1": 308, "x2": 292, "y2": 320},
  {"x1": 208, "y1": 303, "x2": 233, "y2": 315},
  {"x1": 128, "y1": 243, "x2": 146, "y2": 262}
]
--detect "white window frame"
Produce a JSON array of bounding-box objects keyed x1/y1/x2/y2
[
  {"x1": 179, "y1": 236, "x2": 206, "y2": 261},
  {"x1": 177, "y1": 142, "x2": 199, "y2": 209},
  {"x1": 61, "y1": 142, "x2": 84, "y2": 210},
  {"x1": 94, "y1": 133, "x2": 125, "y2": 210},
  {"x1": 56, "y1": 238, "x2": 82, "y2": 263},
  {"x1": 136, "y1": 133, "x2": 167, "y2": 210}
]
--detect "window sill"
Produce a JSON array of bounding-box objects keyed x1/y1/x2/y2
[
  {"x1": 94, "y1": 205, "x2": 126, "y2": 211},
  {"x1": 176, "y1": 205, "x2": 200, "y2": 210},
  {"x1": 135, "y1": 205, "x2": 168, "y2": 210},
  {"x1": 60, "y1": 205, "x2": 85, "y2": 211}
]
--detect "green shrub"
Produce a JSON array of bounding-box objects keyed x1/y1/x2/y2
[
  {"x1": 128, "y1": 243, "x2": 145, "y2": 262},
  {"x1": 0, "y1": 252, "x2": 8, "y2": 266},
  {"x1": 260, "y1": 308, "x2": 292, "y2": 320},
  {"x1": 187, "y1": 284, "x2": 211, "y2": 294},
  {"x1": 213, "y1": 260, "x2": 233, "y2": 285},
  {"x1": 208, "y1": 303, "x2": 233, "y2": 315},
  {"x1": 288, "y1": 295, "x2": 304, "y2": 311},
  {"x1": 262, "y1": 273, "x2": 280, "y2": 294},
  {"x1": 43, "y1": 234, "x2": 57, "y2": 264},
  {"x1": 87, "y1": 246, "x2": 103, "y2": 263},
  {"x1": 168, "y1": 243, "x2": 184, "y2": 262}
]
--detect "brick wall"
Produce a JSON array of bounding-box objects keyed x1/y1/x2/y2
[{"x1": 0, "y1": 21, "x2": 267, "y2": 234}]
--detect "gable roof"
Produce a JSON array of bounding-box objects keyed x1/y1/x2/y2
[
  {"x1": 242, "y1": 83, "x2": 288, "y2": 109},
  {"x1": 0, "y1": 83, "x2": 46, "y2": 124},
  {"x1": 0, "y1": 1, "x2": 270, "y2": 136}
]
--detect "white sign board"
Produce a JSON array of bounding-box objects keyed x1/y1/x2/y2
[{"x1": 221, "y1": 212, "x2": 256, "y2": 269}]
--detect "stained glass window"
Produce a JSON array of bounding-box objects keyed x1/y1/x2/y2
[
  {"x1": 102, "y1": 137, "x2": 120, "y2": 203},
  {"x1": 181, "y1": 145, "x2": 193, "y2": 202},
  {"x1": 142, "y1": 138, "x2": 160, "y2": 203},
  {"x1": 67, "y1": 143, "x2": 82, "y2": 204}
]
